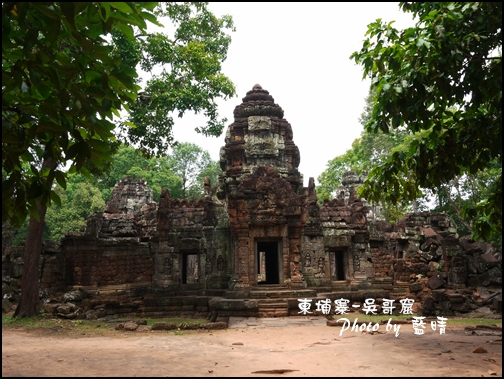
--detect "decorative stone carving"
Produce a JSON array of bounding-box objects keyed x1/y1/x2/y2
[
  {"x1": 217, "y1": 255, "x2": 226, "y2": 272},
  {"x1": 304, "y1": 252, "x2": 312, "y2": 268},
  {"x1": 354, "y1": 254, "x2": 361, "y2": 272},
  {"x1": 163, "y1": 257, "x2": 172, "y2": 276}
]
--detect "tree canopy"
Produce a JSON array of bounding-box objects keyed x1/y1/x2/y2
[
  {"x1": 167, "y1": 142, "x2": 218, "y2": 199},
  {"x1": 115, "y1": 2, "x2": 236, "y2": 155},
  {"x1": 350, "y1": 2, "x2": 502, "y2": 241},
  {"x1": 2, "y1": 2, "x2": 236, "y2": 228}
]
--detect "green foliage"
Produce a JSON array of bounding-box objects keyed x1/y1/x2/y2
[
  {"x1": 428, "y1": 158, "x2": 502, "y2": 245},
  {"x1": 94, "y1": 144, "x2": 182, "y2": 202},
  {"x1": 317, "y1": 89, "x2": 408, "y2": 201},
  {"x1": 44, "y1": 175, "x2": 105, "y2": 241},
  {"x1": 95, "y1": 142, "x2": 221, "y2": 202},
  {"x1": 2, "y1": 2, "x2": 236, "y2": 229},
  {"x1": 2, "y1": 2, "x2": 158, "y2": 227},
  {"x1": 167, "y1": 142, "x2": 220, "y2": 199},
  {"x1": 116, "y1": 2, "x2": 237, "y2": 155},
  {"x1": 350, "y1": 2, "x2": 502, "y2": 241},
  {"x1": 317, "y1": 89, "x2": 413, "y2": 222}
]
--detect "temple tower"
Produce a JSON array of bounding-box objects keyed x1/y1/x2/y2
[
  {"x1": 218, "y1": 84, "x2": 303, "y2": 195},
  {"x1": 219, "y1": 85, "x2": 307, "y2": 290}
]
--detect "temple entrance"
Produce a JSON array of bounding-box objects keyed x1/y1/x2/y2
[
  {"x1": 182, "y1": 253, "x2": 199, "y2": 284},
  {"x1": 256, "y1": 241, "x2": 280, "y2": 284},
  {"x1": 330, "y1": 250, "x2": 347, "y2": 281}
]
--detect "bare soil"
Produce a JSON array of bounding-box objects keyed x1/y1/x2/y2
[{"x1": 2, "y1": 323, "x2": 502, "y2": 377}]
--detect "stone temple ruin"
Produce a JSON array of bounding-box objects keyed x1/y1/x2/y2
[{"x1": 2, "y1": 85, "x2": 502, "y2": 320}]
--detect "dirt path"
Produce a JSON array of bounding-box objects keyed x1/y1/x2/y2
[{"x1": 2, "y1": 324, "x2": 502, "y2": 377}]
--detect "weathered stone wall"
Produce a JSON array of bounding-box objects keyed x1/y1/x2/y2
[
  {"x1": 105, "y1": 176, "x2": 154, "y2": 214},
  {"x1": 40, "y1": 242, "x2": 66, "y2": 293},
  {"x1": 226, "y1": 165, "x2": 307, "y2": 288},
  {"x1": 63, "y1": 237, "x2": 153, "y2": 286},
  {"x1": 154, "y1": 189, "x2": 230, "y2": 291},
  {"x1": 300, "y1": 192, "x2": 372, "y2": 289}
]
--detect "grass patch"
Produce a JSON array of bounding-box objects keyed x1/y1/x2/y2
[
  {"x1": 448, "y1": 318, "x2": 502, "y2": 327},
  {"x1": 2, "y1": 314, "x2": 209, "y2": 335},
  {"x1": 2, "y1": 315, "x2": 57, "y2": 328},
  {"x1": 2, "y1": 315, "x2": 109, "y2": 332}
]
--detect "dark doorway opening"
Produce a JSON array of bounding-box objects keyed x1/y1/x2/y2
[
  {"x1": 257, "y1": 241, "x2": 279, "y2": 284},
  {"x1": 182, "y1": 253, "x2": 198, "y2": 284},
  {"x1": 335, "y1": 252, "x2": 345, "y2": 280},
  {"x1": 330, "y1": 251, "x2": 346, "y2": 280}
]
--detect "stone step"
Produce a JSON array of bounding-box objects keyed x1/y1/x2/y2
[
  {"x1": 257, "y1": 299, "x2": 288, "y2": 308},
  {"x1": 250, "y1": 289, "x2": 317, "y2": 299},
  {"x1": 258, "y1": 305, "x2": 288, "y2": 310},
  {"x1": 250, "y1": 285, "x2": 288, "y2": 291}
]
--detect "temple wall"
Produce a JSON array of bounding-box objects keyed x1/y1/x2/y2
[
  {"x1": 154, "y1": 194, "x2": 231, "y2": 291},
  {"x1": 63, "y1": 237, "x2": 153, "y2": 287}
]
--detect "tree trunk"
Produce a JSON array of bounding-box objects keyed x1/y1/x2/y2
[{"x1": 14, "y1": 157, "x2": 55, "y2": 318}]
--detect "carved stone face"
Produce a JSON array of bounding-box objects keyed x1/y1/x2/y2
[{"x1": 248, "y1": 116, "x2": 271, "y2": 131}]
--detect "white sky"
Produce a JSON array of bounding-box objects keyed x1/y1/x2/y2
[{"x1": 161, "y1": 2, "x2": 416, "y2": 186}]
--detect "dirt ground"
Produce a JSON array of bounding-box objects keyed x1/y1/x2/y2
[{"x1": 2, "y1": 322, "x2": 502, "y2": 377}]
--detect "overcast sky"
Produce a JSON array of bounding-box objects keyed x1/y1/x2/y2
[{"x1": 162, "y1": 2, "x2": 416, "y2": 186}]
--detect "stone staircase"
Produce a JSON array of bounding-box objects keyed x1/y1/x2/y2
[
  {"x1": 256, "y1": 298, "x2": 289, "y2": 317},
  {"x1": 249, "y1": 285, "x2": 318, "y2": 317}
]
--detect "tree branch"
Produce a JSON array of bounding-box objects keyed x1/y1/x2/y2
[{"x1": 441, "y1": 186, "x2": 473, "y2": 233}]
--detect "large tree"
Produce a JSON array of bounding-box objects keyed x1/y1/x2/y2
[
  {"x1": 44, "y1": 178, "x2": 106, "y2": 242},
  {"x1": 2, "y1": 2, "x2": 236, "y2": 317},
  {"x1": 167, "y1": 142, "x2": 218, "y2": 199},
  {"x1": 317, "y1": 89, "x2": 406, "y2": 202},
  {"x1": 94, "y1": 144, "x2": 183, "y2": 202},
  {"x1": 317, "y1": 89, "x2": 414, "y2": 222},
  {"x1": 350, "y1": 2, "x2": 502, "y2": 241},
  {"x1": 117, "y1": 3, "x2": 236, "y2": 154}
]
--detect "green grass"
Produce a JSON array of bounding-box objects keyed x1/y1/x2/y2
[
  {"x1": 2, "y1": 315, "x2": 109, "y2": 331},
  {"x1": 447, "y1": 318, "x2": 502, "y2": 327},
  {"x1": 2, "y1": 315, "x2": 56, "y2": 328},
  {"x1": 2, "y1": 314, "x2": 209, "y2": 334}
]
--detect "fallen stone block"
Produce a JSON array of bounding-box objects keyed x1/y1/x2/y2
[
  {"x1": 428, "y1": 274, "x2": 446, "y2": 290},
  {"x1": 42, "y1": 303, "x2": 60, "y2": 315},
  {"x1": 63, "y1": 290, "x2": 82, "y2": 303},
  {"x1": 198, "y1": 322, "x2": 228, "y2": 330},
  {"x1": 409, "y1": 283, "x2": 423, "y2": 293},
  {"x1": 2, "y1": 299, "x2": 12, "y2": 313},
  {"x1": 150, "y1": 322, "x2": 177, "y2": 330},
  {"x1": 136, "y1": 325, "x2": 150, "y2": 332},
  {"x1": 123, "y1": 321, "x2": 138, "y2": 331}
]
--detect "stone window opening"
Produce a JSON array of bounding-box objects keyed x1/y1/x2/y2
[{"x1": 397, "y1": 239, "x2": 408, "y2": 260}]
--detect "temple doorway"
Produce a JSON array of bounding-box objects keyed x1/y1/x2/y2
[
  {"x1": 182, "y1": 253, "x2": 199, "y2": 284},
  {"x1": 256, "y1": 241, "x2": 280, "y2": 284},
  {"x1": 330, "y1": 250, "x2": 347, "y2": 281}
]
